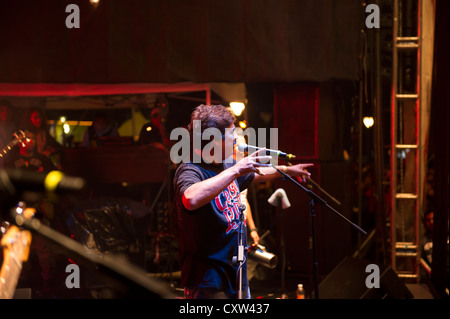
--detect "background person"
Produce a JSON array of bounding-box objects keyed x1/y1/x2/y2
[
  {"x1": 80, "y1": 111, "x2": 119, "y2": 147},
  {"x1": 19, "y1": 107, "x2": 63, "y2": 169}
]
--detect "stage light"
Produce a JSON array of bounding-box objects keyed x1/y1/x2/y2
[
  {"x1": 363, "y1": 117, "x2": 374, "y2": 128},
  {"x1": 229, "y1": 102, "x2": 245, "y2": 116},
  {"x1": 239, "y1": 121, "x2": 247, "y2": 129},
  {"x1": 63, "y1": 123, "x2": 70, "y2": 134},
  {"x1": 90, "y1": 0, "x2": 100, "y2": 5}
]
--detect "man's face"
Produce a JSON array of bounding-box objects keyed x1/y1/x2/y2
[
  {"x1": 222, "y1": 124, "x2": 237, "y2": 161},
  {"x1": 200, "y1": 123, "x2": 237, "y2": 164}
]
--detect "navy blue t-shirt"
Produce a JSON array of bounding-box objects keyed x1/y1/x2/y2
[{"x1": 174, "y1": 160, "x2": 254, "y2": 297}]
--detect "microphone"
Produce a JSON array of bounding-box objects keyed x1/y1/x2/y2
[
  {"x1": 238, "y1": 143, "x2": 296, "y2": 160},
  {"x1": 0, "y1": 169, "x2": 86, "y2": 195}
]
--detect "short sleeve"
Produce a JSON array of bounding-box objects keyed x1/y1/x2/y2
[
  {"x1": 173, "y1": 163, "x2": 204, "y2": 200},
  {"x1": 236, "y1": 172, "x2": 254, "y2": 192}
]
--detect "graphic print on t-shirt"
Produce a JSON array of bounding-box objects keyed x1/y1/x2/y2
[{"x1": 214, "y1": 181, "x2": 242, "y2": 234}]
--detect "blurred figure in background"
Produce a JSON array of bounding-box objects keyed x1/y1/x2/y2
[
  {"x1": 0, "y1": 100, "x2": 15, "y2": 167},
  {"x1": 2, "y1": 129, "x2": 58, "y2": 297},
  {"x1": 138, "y1": 107, "x2": 168, "y2": 149},
  {"x1": 19, "y1": 107, "x2": 63, "y2": 169},
  {"x1": 80, "y1": 111, "x2": 119, "y2": 147},
  {"x1": 3, "y1": 130, "x2": 57, "y2": 173},
  {"x1": 138, "y1": 94, "x2": 170, "y2": 148}
]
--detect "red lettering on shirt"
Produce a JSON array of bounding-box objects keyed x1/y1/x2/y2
[{"x1": 214, "y1": 181, "x2": 242, "y2": 234}]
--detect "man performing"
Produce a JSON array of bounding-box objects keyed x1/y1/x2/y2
[{"x1": 173, "y1": 104, "x2": 312, "y2": 299}]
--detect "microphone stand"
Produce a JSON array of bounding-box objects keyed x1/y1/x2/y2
[
  {"x1": 272, "y1": 164, "x2": 367, "y2": 299},
  {"x1": 234, "y1": 204, "x2": 246, "y2": 299}
]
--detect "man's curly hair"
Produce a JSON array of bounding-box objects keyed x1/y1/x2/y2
[{"x1": 188, "y1": 104, "x2": 235, "y2": 138}]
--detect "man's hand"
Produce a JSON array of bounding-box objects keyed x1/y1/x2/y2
[
  {"x1": 286, "y1": 163, "x2": 313, "y2": 182},
  {"x1": 232, "y1": 148, "x2": 272, "y2": 176},
  {"x1": 182, "y1": 148, "x2": 270, "y2": 211}
]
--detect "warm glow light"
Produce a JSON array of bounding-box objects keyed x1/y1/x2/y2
[
  {"x1": 239, "y1": 121, "x2": 247, "y2": 129},
  {"x1": 229, "y1": 102, "x2": 245, "y2": 116},
  {"x1": 48, "y1": 120, "x2": 92, "y2": 126},
  {"x1": 89, "y1": 0, "x2": 100, "y2": 8},
  {"x1": 63, "y1": 123, "x2": 70, "y2": 134},
  {"x1": 146, "y1": 126, "x2": 152, "y2": 132},
  {"x1": 363, "y1": 117, "x2": 374, "y2": 128}
]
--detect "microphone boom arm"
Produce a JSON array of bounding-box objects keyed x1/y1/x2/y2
[{"x1": 272, "y1": 164, "x2": 366, "y2": 235}]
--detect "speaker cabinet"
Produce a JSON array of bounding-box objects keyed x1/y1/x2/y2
[{"x1": 317, "y1": 256, "x2": 413, "y2": 299}]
